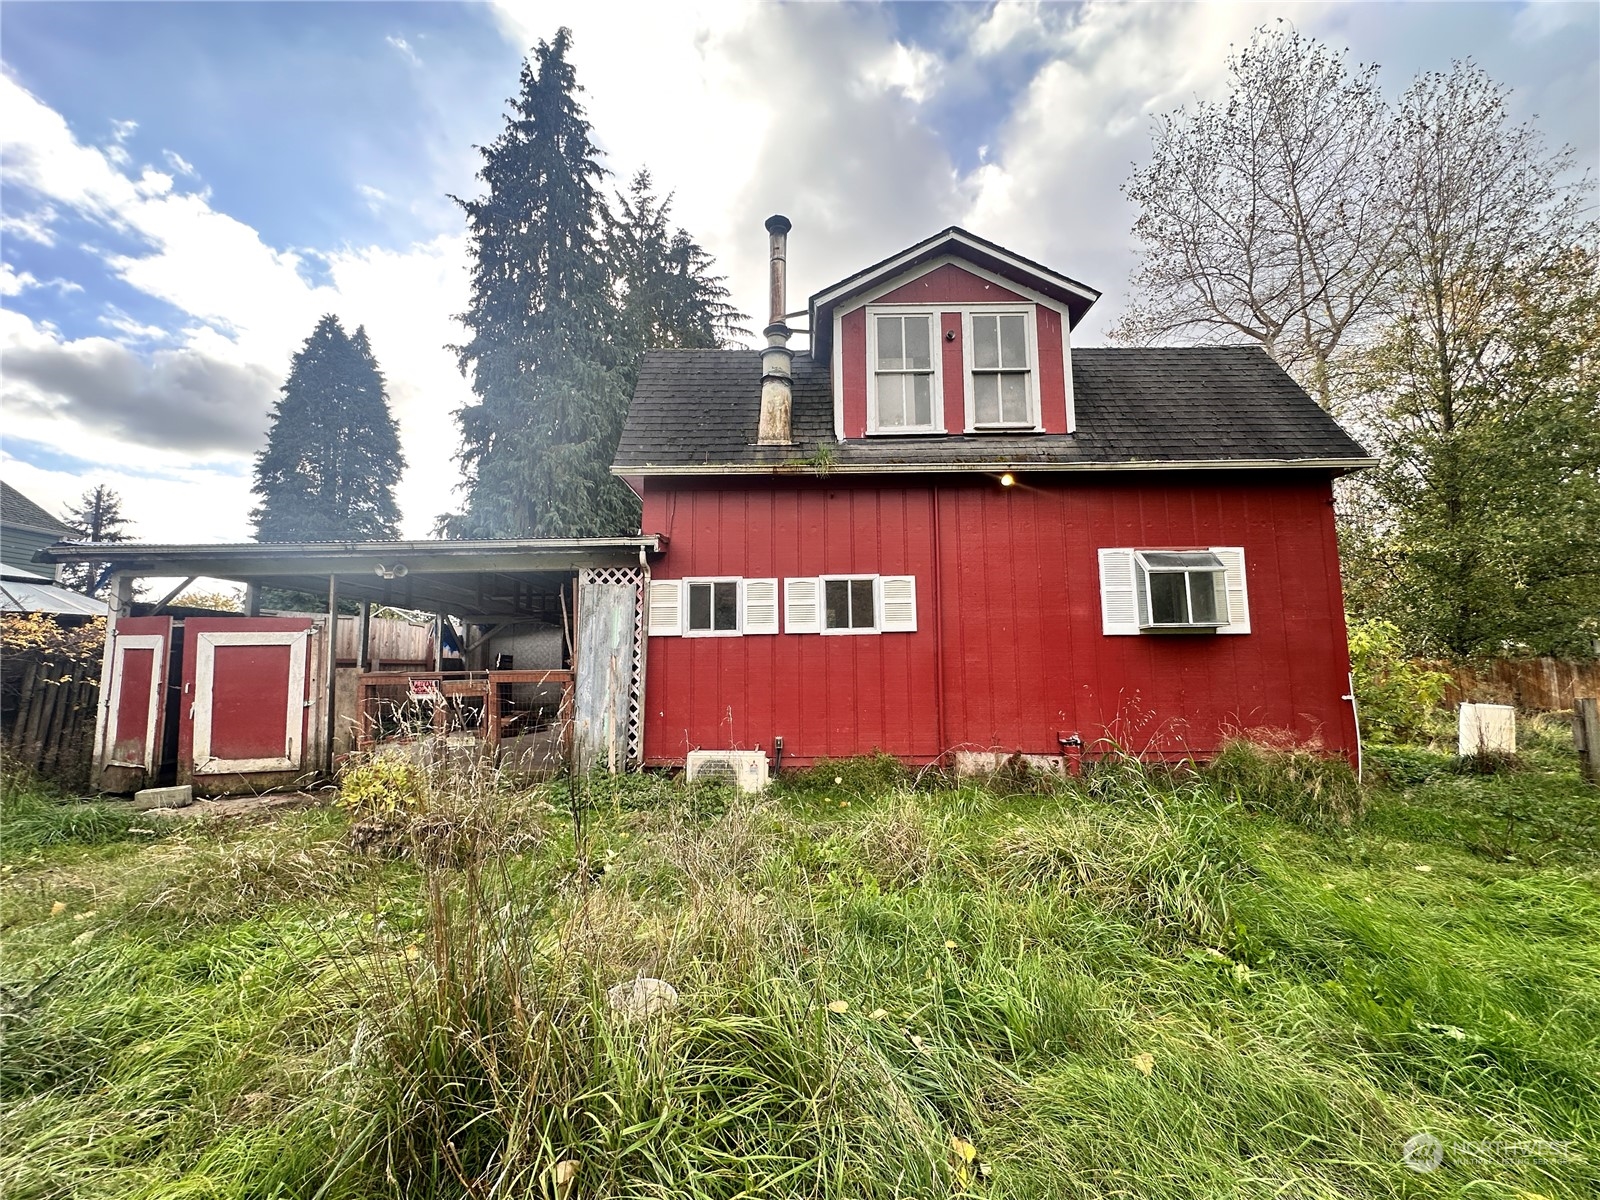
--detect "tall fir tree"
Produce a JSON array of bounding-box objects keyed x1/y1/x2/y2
[
  {"x1": 252, "y1": 314, "x2": 405, "y2": 542},
  {"x1": 442, "y1": 34, "x2": 745, "y2": 539},
  {"x1": 60, "y1": 484, "x2": 131, "y2": 595},
  {"x1": 443, "y1": 29, "x2": 631, "y2": 539},
  {"x1": 609, "y1": 170, "x2": 747, "y2": 355}
]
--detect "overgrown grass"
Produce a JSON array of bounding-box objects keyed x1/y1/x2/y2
[{"x1": 2, "y1": 726, "x2": 1596, "y2": 1198}]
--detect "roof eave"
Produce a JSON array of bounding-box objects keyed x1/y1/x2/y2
[{"x1": 613, "y1": 457, "x2": 1378, "y2": 477}]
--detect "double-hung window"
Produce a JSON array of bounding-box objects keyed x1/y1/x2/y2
[
  {"x1": 685, "y1": 579, "x2": 739, "y2": 635},
  {"x1": 872, "y1": 313, "x2": 937, "y2": 432},
  {"x1": 823, "y1": 577, "x2": 877, "y2": 633},
  {"x1": 969, "y1": 311, "x2": 1033, "y2": 427}
]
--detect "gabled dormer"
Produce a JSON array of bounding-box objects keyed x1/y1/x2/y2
[{"x1": 808, "y1": 228, "x2": 1101, "y2": 442}]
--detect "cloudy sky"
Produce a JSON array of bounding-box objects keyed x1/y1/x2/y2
[{"x1": 3, "y1": 1, "x2": 1595, "y2": 543}]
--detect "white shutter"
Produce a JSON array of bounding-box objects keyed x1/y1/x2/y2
[
  {"x1": 878, "y1": 575, "x2": 917, "y2": 632},
  {"x1": 647, "y1": 579, "x2": 682, "y2": 636},
  {"x1": 784, "y1": 577, "x2": 821, "y2": 633},
  {"x1": 1212, "y1": 547, "x2": 1250, "y2": 634},
  {"x1": 1098, "y1": 549, "x2": 1140, "y2": 635},
  {"x1": 741, "y1": 578, "x2": 779, "y2": 635}
]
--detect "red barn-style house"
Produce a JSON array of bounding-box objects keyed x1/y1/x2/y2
[{"x1": 613, "y1": 218, "x2": 1375, "y2": 771}]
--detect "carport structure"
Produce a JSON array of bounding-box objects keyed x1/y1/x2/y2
[{"x1": 36, "y1": 538, "x2": 659, "y2": 795}]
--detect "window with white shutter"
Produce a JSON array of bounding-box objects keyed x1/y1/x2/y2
[
  {"x1": 1098, "y1": 549, "x2": 1140, "y2": 635},
  {"x1": 784, "y1": 577, "x2": 821, "y2": 633},
  {"x1": 1211, "y1": 547, "x2": 1250, "y2": 634},
  {"x1": 647, "y1": 579, "x2": 682, "y2": 636},
  {"x1": 1099, "y1": 547, "x2": 1251, "y2": 636},
  {"x1": 741, "y1": 578, "x2": 779, "y2": 635},
  {"x1": 878, "y1": 575, "x2": 918, "y2": 632}
]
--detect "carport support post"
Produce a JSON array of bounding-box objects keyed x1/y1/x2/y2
[
  {"x1": 324, "y1": 575, "x2": 338, "y2": 775},
  {"x1": 357, "y1": 602, "x2": 372, "y2": 670}
]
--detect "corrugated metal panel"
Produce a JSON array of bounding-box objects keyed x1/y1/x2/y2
[
  {"x1": 0, "y1": 578, "x2": 107, "y2": 617},
  {"x1": 641, "y1": 474, "x2": 1357, "y2": 768}
]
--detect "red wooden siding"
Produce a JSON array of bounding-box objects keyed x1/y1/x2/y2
[
  {"x1": 641, "y1": 474, "x2": 1357, "y2": 768},
  {"x1": 1035, "y1": 307, "x2": 1068, "y2": 433},
  {"x1": 841, "y1": 308, "x2": 868, "y2": 439},
  {"x1": 875, "y1": 263, "x2": 1025, "y2": 305},
  {"x1": 940, "y1": 312, "x2": 964, "y2": 431}
]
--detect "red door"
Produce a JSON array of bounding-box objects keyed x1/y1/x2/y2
[
  {"x1": 100, "y1": 616, "x2": 172, "y2": 790},
  {"x1": 180, "y1": 618, "x2": 315, "y2": 780}
]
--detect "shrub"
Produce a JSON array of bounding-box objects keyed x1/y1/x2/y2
[
  {"x1": 1347, "y1": 618, "x2": 1450, "y2": 743},
  {"x1": 336, "y1": 756, "x2": 424, "y2": 819},
  {"x1": 1205, "y1": 740, "x2": 1365, "y2": 829}
]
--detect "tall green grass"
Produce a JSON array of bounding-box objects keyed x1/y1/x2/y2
[{"x1": 2, "y1": 733, "x2": 1596, "y2": 1197}]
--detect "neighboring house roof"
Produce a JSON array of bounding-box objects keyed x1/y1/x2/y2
[
  {"x1": 613, "y1": 346, "x2": 1374, "y2": 475},
  {"x1": 0, "y1": 482, "x2": 72, "y2": 535},
  {"x1": 0, "y1": 564, "x2": 106, "y2": 617},
  {"x1": 809, "y1": 226, "x2": 1102, "y2": 359}
]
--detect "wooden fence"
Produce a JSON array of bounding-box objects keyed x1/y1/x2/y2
[
  {"x1": 3, "y1": 651, "x2": 100, "y2": 787},
  {"x1": 1429, "y1": 657, "x2": 1600, "y2": 712}
]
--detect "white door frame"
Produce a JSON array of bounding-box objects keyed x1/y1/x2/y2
[
  {"x1": 105, "y1": 634, "x2": 165, "y2": 769},
  {"x1": 192, "y1": 629, "x2": 308, "y2": 774}
]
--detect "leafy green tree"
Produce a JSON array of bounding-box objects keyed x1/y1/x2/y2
[
  {"x1": 252, "y1": 314, "x2": 405, "y2": 542},
  {"x1": 61, "y1": 484, "x2": 131, "y2": 594},
  {"x1": 441, "y1": 35, "x2": 745, "y2": 539},
  {"x1": 1348, "y1": 241, "x2": 1599, "y2": 657}
]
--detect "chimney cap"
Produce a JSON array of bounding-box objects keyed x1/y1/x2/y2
[{"x1": 764, "y1": 213, "x2": 792, "y2": 235}]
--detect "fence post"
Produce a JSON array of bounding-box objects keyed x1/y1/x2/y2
[{"x1": 1575, "y1": 698, "x2": 1600, "y2": 786}]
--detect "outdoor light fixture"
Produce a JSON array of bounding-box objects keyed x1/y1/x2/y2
[
  {"x1": 373, "y1": 562, "x2": 409, "y2": 580},
  {"x1": 999, "y1": 473, "x2": 1016, "y2": 488}
]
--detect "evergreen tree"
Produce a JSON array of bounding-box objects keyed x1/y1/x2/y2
[
  {"x1": 443, "y1": 29, "x2": 630, "y2": 539},
  {"x1": 252, "y1": 314, "x2": 405, "y2": 542},
  {"x1": 441, "y1": 34, "x2": 746, "y2": 539},
  {"x1": 609, "y1": 170, "x2": 747, "y2": 355},
  {"x1": 61, "y1": 484, "x2": 131, "y2": 594}
]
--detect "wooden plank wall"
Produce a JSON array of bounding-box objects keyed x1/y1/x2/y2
[
  {"x1": 4, "y1": 650, "x2": 100, "y2": 787},
  {"x1": 1432, "y1": 658, "x2": 1600, "y2": 712}
]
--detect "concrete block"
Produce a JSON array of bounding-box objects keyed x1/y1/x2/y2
[{"x1": 133, "y1": 785, "x2": 194, "y2": 810}]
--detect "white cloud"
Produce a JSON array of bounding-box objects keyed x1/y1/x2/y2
[
  {"x1": 0, "y1": 204, "x2": 60, "y2": 246},
  {"x1": 1, "y1": 71, "x2": 474, "y2": 537},
  {"x1": 162, "y1": 148, "x2": 198, "y2": 178},
  {"x1": 386, "y1": 35, "x2": 422, "y2": 68},
  {"x1": 2, "y1": 263, "x2": 38, "y2": 296}
]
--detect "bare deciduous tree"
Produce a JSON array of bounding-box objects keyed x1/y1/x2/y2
[{"x1": 1113, "y1": 23, "x2": 1400, "y2": 410}]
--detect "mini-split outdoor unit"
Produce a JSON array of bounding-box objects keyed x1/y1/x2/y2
[{"x1": 685, "y1": 749, "x2": 770, "y2": 794}]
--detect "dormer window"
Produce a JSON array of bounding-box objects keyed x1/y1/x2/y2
[
  {"x1": 870, "y1": 313, "x2": 939, "y2": 432},
  {"x1": 969, "y1": 311, "x2": 1036, "y2": 428}
]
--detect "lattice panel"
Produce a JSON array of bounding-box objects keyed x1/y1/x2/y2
[{"x1": 580, "y1": 566, "x2": 645, "y2": 767}]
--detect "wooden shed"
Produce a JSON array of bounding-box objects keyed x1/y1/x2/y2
[{"x1": 36, "y1": 538, "x2": 659, "y2": 795}]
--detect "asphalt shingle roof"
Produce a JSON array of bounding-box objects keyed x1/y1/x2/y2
[
  {"x1": 0, "y1": 482, "x2": 72, "y2": 534},
  {"x1": 613, "y1": 346, "x2": 1371, "y2": 472}
]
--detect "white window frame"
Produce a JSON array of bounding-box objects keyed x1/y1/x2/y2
[
  {"x1": 865, "y1": 307, "x2": 944, "y2": 435},
  {"x1": 820, "y1": 574, "x2": 882, "y2": 636},
  {"x1": 192, "y1": 629, "x2": 308, "y2": 774},
  {"x1": 1134, "y1": 551, "x2": 1229, "y2": 630},
  {"x1": 1099, "y1": 547, "x2": 1251, "y2": 637},
  {"x1": 963, "y1": 307, "x2": 1041, "y2": 432},
  {"x1": 681, "y1": 576, "x2": 743, "y2": 638}
]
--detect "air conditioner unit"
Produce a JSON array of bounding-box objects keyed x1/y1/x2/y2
[{"x1": 685, "y1": 749, "x2": 770, "y2": 794}]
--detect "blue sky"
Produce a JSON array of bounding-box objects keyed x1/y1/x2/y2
[{"x1": 3, "y1": 1, "x2": 1596, "y2": 543}]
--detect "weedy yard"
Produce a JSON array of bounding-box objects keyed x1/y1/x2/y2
[{"x1": 1, "y1": 720, "x2": 1596, "y2": 1199}]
